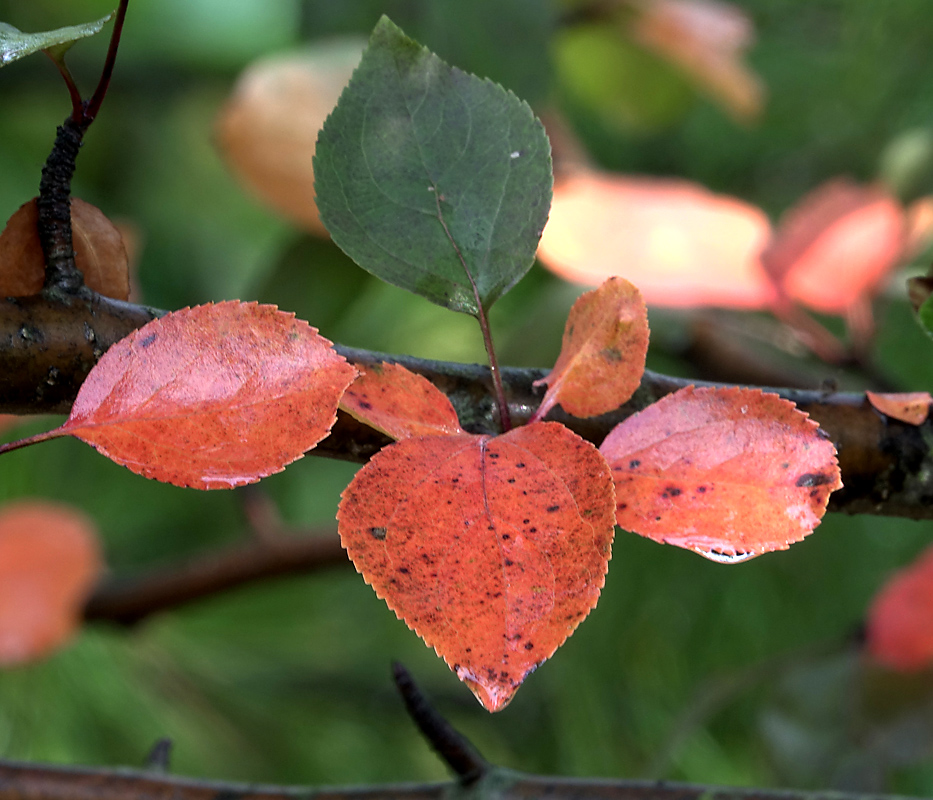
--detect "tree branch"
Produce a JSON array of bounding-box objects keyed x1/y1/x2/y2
[{"x1": 1, "y1": 295, "x2": 931, "y2": 519}]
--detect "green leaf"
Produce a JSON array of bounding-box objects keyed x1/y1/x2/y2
[
  {"x1": 314, "y1": 15, "x2": 552, "y2": 316},
  {"x1": 0, "y1": 12, "x2": 115, "y2": 68},
  {"x1": 919, "y1": 294, "x2": 933, "y2": 341}
]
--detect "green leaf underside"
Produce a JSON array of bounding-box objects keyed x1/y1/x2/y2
[
  {"x1": 314, "y1": 16, "x2": 552, "y2": 316},
  {"x1": 919, "y1": 294, "x2": 933, "y2": 341},
  {"x1": 0, "y1": 13, "x2": 115, "y2": 67}
]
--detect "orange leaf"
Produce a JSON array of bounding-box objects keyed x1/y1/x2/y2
[
  {"x1": 215, "y1": 41, "x2": 363, "y2": 236},
  {"x1": 0, "y1": 198, "x2": 130, "y2": 300},
  {"x1": 533, "y1": 277, "x2": 649, "y2": 420},
  {"x1": 631, "y1": 0, "x2": 765, "y2": 121},
  {"x1": 0, "y1": 501, "x2": 101, "y2": 666},
  {"x1": 866, "y1": 391, "x2": 932, "y2": 426},
  {"x1": 538, "y1": 170, "x2": 774, "y2": 309},
  {"x1": 600, "y1": 386, "x2": 841, "y2": 562},
  {"x1": 340, "y1": 363, "x2": 464, "y2": 439},
  {"x1": 761, "y1": 179, "x2": 906, "y2": 314},
  {"x1": 866, "y1": 545, "x2": 933, "y2": 672},
  {"x1": 57, "y1": 302, "x2": 357, "y2": 489},
  {"x1": 338, "y1": 421, "x2": 615, "y2": 711}
]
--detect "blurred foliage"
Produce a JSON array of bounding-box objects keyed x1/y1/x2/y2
[{"x1": 1, "y1": 0, "x2": 933, "y2": 795}]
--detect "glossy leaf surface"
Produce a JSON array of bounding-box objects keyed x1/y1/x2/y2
[
  {"x1": 867, "y1": 544, "x2": 933, "y2": 671},
  {"x1": 0, "y1": 12, "x2": 114, "y2": 67},
  {"x1": 866, "y1": 391, "x2": 932, "y2": 426},
  {"x1": 59, "y1": 302, "x2": 357, "y2": 489},
  {"x1": 600, "y1": 386, "x2": 840, "y2": 562},
  {"x1": 340, "y1": 363, "x2": 464, "y2": 440},
  {"x1": 534, "y1": 277, "x2": 649, "y2": 420},
  {"x1": 0, "y1": 198, "x2": 130, "y2": 299},
  {"x1": 338, "y1": 422, "x2": 615, "y2": 711},
  {"x1": 314, "y1": 16, "x2": 552, "y2": 315},
  {"x1": 0, "y1": 502, "x2": 101, "y2": 665}
]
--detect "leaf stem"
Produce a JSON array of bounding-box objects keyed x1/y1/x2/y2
[
  {"x1": 83, "y1": 0, "x2": 129, "y2": 123},
  {"x1": 0, "y1": 428, "x2": 63, "y2": 457},
  {"x1": 432, "y1": 190, "x2": 512, "y2": 431}
]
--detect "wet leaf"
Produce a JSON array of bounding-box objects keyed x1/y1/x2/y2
[
  {"x1": 56, "y1": 302, "x2": 357, "y2": 489},
  {"x1": 534, "y1": 277, "x2": 649, "y2": 420},
  {"x1": 866, "y1": 391, "x2": 932, "y2": 426},
  {"x1": 0, "y1": 13, "x2": 114, "y2": 67},
  {"x1": 867, "y1": 544, "x2": 933, "y2": 672},
  {"x1": 340, "y1": 363, "x2": 464, "y2": 440},
  {"x1": 0, "y1": 501, "x2": 101, "y2": 666},
  {"x1": 538, "y1": 170, "x2": 774, "y2": 308},
  {"x1": 0, "y1": 198, "x2": 130, "y2": 299},
  {"x1": 761, "y1": 179, "x2": 906, "y2": 314},
  {"x1": 314, "y1": 16, "x2": 552, "y2": 315},
  {"x1": 215, "y1": 39, "x2": 365, "y2": 236},
  {"x1": 630, "y1": 0, "x2": 765, "y2": 121},
  {"x1": 338, "y1": 421, "x2": 615, "y2": 711},
  {"x1": 600, "y1": 386, "x2": 841, "y2": 562}
]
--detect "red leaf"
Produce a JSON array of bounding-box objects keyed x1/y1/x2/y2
[
  {"x1": 58, "y1": 302, "x2": 357, "y2": 489},
  {"x1": 600, "y1": 386, "x2": 841, "y2": 562},
  {"x1": 533, "y1": 277, "x2": 649, "y2": 420},
  {"x1": 0, "y1": 501, "x2": 102, "y2": 666},
  {"x1": 866, "y1": 391, "x2": 932, "y2": 426},
  {"x1": 538, "y1": 170, "x2": 774, "y2": 309},
  {"x1": 761, "y1": 179, "x2": 906, "y2": 314},
  {"x1": 340, "y1": 363, "x2": 464, "y2": 439},
  {"x1": 337, "y1": 422, "x2": 616, "y2": 711},
  {"x1": 867, "y1": 545, "x2": 933, "y2": 672}
]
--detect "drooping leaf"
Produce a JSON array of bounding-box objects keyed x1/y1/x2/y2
[
  {"x1": 314, "y1": 16, "x2": 552, "y2": 316},
  {"x1": 55, "y1": 302, "x2": 357, "y2": 489},
  {"x1": 340, "y1": 363, "x2": 464, "y2": 440},
  {"x1": 338, "y1": 421, "x2": 615, "y2": 711},
  {"x1": 600, "y1": 386, "x2": 841, "y2": 562},
  {"x1": 0, "y1": 13, "x2": 114, "y2": 67},
  {"x1": 866, "y1": 391, "x2": 932, "y2": 426},
  {"x1": 867, "y1": 544, "x2": 933, "y2": 672},
  {"x1": 215, "y1": 39, "x2": 365, "y2": 237},
  {"x1": 0, "y1": 501, "x2": 101, "y2": 666},
  {"x1": 537, "y1": 170, "x2": 774, "y2": 309},
  {"x1": 0, "y1": 198, "x2": 130, "y2": 299},
  {"x1": 533, "y1": 277, "x2": 649, "y2": 421},
  {"x1": 761, "y1": 179, "x2": 906, "y2": 314}
]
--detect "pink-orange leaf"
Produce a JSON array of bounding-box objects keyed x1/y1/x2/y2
[
  {"x1": 538, "y1": 170, "x2": 774, "y2": 309},
  {"x1": 55, "y1": 302, "x2": 357, "y2": 489},
  {"x1": 0, "y1": 501, "x2": 102, "y2": 666},
  {"x1": 866, "y1": 544, "x2": 933, "y2": 672},
  {"x1": 340, "y1": 363, "x2": 464, "y2": 439},
  {"x1": 866, "y1": 391, "x2": 932, "y2": 426},
  {"x1": 761, "y1": 179, "x2": 906, "y2": 314},
  {"x1": 600, "y1": 386, "x2": 841, "y2": 562},
  {"x1": 533, "y1": 277, "x2": 649, "y2": 420},
  {"x1": 337, "y1": 421, "x2": 615, "y2": 711}
]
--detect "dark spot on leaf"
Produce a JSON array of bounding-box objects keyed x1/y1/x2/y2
[
  {"x1": 655, "y1": 516, "x2": 662, "y2": 521},
  {"x1": 795, "y1": 472, "x2": 833, "y2": 488},
  {"x1": 781, "y1": 462, "x2": 790, "y2": 469},
  {"x1": 629, "y1": 459, "x2": 640, "y2": 469},
  {"x1": 502, "y1": 534, "x2": 510, "y2": 540},
  {"x1": 601, "y1": 346, "x2": 623, "y2": 362},
  {"x1": 358, "y1": 400, "x2": 372, "y2": 410},
  {"x1": 528, "y1": 527, "x2": 537, "y2": 533},
  {"x1": 617, "y1": 502, "x2": 628, "y2": 510},
  {"x1": 504, "y1": 559, "x2": 514, "y2": 566},
  {"x1": 524, "y1": 642, "x2": 534, "y2": 650},
  {"x1": 507, "y1": 477, "x2": 516, "y2": 483},
  {"x1": 697, "y1": 486, "x2": 707, "y2": 493},
  {"x1": 516, "y1": 462, "x2": 526, "y2": 468},
  {"x1": 547, "y1": 504, "x2": 560, "y2": 512},
  {"x1": 488, "y1": 451, "x2": 500, "y2": 459},
  {"x1": 398, "y1": 567, "x2": 409, "y2": 574},
  {"x1": 369, "y1": 526, "x2": 387, "y2": 540},
  {"x1": 139, "y1": 333, "x2": 157, "y2": 348}
]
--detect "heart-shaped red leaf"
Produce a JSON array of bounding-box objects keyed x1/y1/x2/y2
[
  {"x1": 0, "y1": 501, "x2": 102, "y2": 666},
  {"x1": 340, "y1": 363, "x2": 464, "y2": 439},
  {"x1": 337, "y1": 421, "x2": 615, "y2": 711},
  {"x1": 866, "y1": 391, "x2": 932, "y2": 426},
  {"x1": 600, "y1": 386, "x2": 841, "y2": 562},
  {"x1": 533, "y1": 277, "x2": 649, "y2": 420},
  {"x1": 58, "y1": 302, "x2": 357, "y2": 489}
]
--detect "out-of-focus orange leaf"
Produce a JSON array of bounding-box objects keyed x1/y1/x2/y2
[
  {"x1": 600, "y1": 385, "x2": 840, "y2": 562},
  {"x1": 50, "y1": 302, "x2": 357, "y2": 489},
  {"x1": 0, "y1": 198, "x2": 129, "y2": 299},
  {"x1": 866, "y1": 391, "x2": 932, "y2": 426},
  {"x1": 533, "y1": 277, "x2": 649, "y2": 420},
  {"x1": 0, "y1": 415, "x2": 21, "y2": 437},
  {"x1": 631, "y1": 0, "x2": 765, "y2": 121},
  {"x1": 538, "y1": 170, "x2": 774, "y2": 309},
  {"x1": 215, "y1": 40, "x2": 364, "y2": 236},
  {"x1": 338, "y1": 421, "x2": 615, "y2": 711},
  {"x1": 0, "y1": 501, "x2": 101, "y2": 666},
  {"x1": 906, "y1": 195, "x2": 933, "y2": 257},
  {"x1": 867, "y1": 545, "x2": 933, "y2": 672},
  {"x1": 340, "y1": 363, "x2": 464, "y2": 439},
  {"x1": 761, "y1": 179, "x2": 906, "y2": 315}
]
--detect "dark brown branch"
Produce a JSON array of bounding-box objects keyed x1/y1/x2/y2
[
  {"x1": 0, "y1": 757, "x2": 914, "y2": 800},
  {"x1": 1, "y1": 295, "x2": 932, "y2": 519}
]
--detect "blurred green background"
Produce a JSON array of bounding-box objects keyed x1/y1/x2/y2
[{"x1": 2, "y1": 0, "x2": 933, "y2": 795}]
